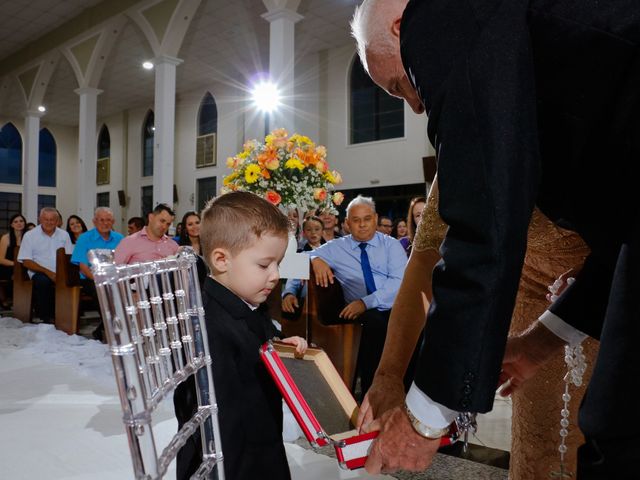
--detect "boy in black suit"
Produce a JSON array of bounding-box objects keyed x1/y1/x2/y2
[{"x1": 174, "y1": 191, "x2": 307, "y2": 480}]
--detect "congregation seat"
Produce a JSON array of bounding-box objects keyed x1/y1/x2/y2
[
  {"x1": 54, "y1": 247, "x2": 93, "y2": 335},
  {"x1": 269, "y1": 269, "x2": 361, "y2": 390},
  {"x1": 12, "y1": 247, "x2": 33, "y2": 323}
]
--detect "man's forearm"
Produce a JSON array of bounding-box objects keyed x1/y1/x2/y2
[
  {"x1": 376, "y1": 249, "x2": 441, "y2": 379},
  {"x1": 22, "y1": 259, "x2": 54, "y2": 277},
  {"x1": 79, "y1": 263, "x2": 94, "y2": 280}
]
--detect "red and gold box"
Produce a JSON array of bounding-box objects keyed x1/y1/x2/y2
[{"x1": 260, "y1": 341, "x2": 459, "y2": 470}]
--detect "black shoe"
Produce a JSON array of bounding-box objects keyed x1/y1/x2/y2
[{"x1": 92, "y1": 326, "x2": 104, "y2": 342}]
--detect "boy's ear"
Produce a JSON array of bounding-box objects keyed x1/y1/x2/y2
[{"x1": 210, "y1": 247, "x2": 231, "y2": 273}]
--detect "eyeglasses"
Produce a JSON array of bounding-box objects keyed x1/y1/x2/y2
[{"x1": 379, "y1": 223, "x2": 393, "y2": 228}]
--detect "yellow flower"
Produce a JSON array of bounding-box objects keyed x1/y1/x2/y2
[
  {"x1": 285, "y1": 158, "x2": 305, "y2": 171},
  {"x1": 238, "y1": 151, "x2": 250, "y2": 160},
  {"x1": 332, "y1": 170, "x2": 342, "y2": 184},
  {"x1": 226, "y1": 157, "x2": 235, "y2": 168},
  {"x1": 223, "y1": 172, "x2": 238, "y2": 186},
  {"x1": 244, "y1": 164, "x2": 261, "y2": 183},
  {"x1": 265, "y1": 134, "x2": 275, "y2": 146}
]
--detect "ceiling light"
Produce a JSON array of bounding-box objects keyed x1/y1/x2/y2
[
  {"x1": 251, "y1": 81, "x2": 280, "y2": 112},
  {"x1": 37, "y1": 105, "x2": 46, "y2": 112},
  {"x1": 142, "y1": 61, "x2": 154, "y2": 70}
]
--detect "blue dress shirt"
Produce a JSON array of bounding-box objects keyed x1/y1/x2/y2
[
  {"x1": 310, "y1": 232, "x2": 407, "y2": 311},
  {"x1": 71, "y1": 228, "x2": 124, "y2": 278}
]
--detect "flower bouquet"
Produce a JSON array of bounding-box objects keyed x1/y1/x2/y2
[{"x1": 222, "y1": 128, "x2": 344, "y2": 214}]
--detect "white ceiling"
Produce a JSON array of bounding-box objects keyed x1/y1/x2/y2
[
  {"x1": 0, "y1": 0, "x2": 105, "y2": 61},
  {"x1": 0, "y1": 0, "x2": 361, "y2": 126}
]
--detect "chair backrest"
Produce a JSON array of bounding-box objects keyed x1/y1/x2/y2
[{"x1": 88, "y1": 246, "x2": 224, "y2": 480}]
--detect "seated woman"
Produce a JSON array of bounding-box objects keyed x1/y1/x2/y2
[
  {"x1": 403, "y1": 196, "x2": 426, "y2": 255},
  {"x1": 391, "y1": 218, "x2": 409, "y2": 252},
  {"x1": 0, "y1": 213, "x2": 26, "y2": 309},
  {"x1": 66, "y1": 215, "x2": 88, "y2": 246},
  {"x1": 177, "y1": 211, "x2": 207, "y2": 287},
  {"x1": 281, "y1": 216, "x2": 325, "y2": 314}
]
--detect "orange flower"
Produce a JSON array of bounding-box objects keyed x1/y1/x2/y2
[
  {"x1": 265, "y1": 190, "x2": 282, "y2": 205},
  {"x1": 315, "y1": 159, "x2": 328, "y2": 173},
  {"x1": 332, "y1": 192, "x2": 345, "y2": 206},
  {"x1": 295, "y1": 148, "x2": 318, "y2": 167},
  {"x1": 313, "y1": 188, "x2": 327, "y2": 202},
  {"x1": 258, "y1": 146, "x2": 278, "y2": 169},
  {"x1": 261, "y1": 168, "x2": 271, "y2": 179}
]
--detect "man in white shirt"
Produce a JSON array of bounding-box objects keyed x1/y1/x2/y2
[{"x1": 17, "y1": 207, "x2": 73, "y2": 323}]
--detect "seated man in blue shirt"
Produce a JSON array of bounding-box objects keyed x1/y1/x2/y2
[
  {"x1": 310, "y1": 195, "x2": 409, "y2": 399},
  {"x1": 71, "y1": 207, "x2": 124, "y2": 341}
]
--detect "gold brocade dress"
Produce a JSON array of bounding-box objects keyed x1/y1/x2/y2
[{"x1": 416, "y1": 177, "x2": 599, "y2": 479}]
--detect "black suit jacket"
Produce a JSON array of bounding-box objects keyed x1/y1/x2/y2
[
  {"x1": 401, "y1": 0, "x2": 640, "y2": 428},
  {"x1": 174, "y1": 278, "x2": 290, "y2": 480}
]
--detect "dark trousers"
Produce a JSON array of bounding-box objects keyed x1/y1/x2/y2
[
  {"x1": 354, "y1": 309, "x2": 423, "y2": 401},
  {"x1": 576, "y1": 225, "x2": 639, "y2": 478},
  {"x1": 31, "y1": 272, "x2": 55, "y2": 322}
]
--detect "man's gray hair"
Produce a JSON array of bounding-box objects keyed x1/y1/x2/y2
[
  {"x1": 94, "y1": 206, "x2": 114, "y2": 218},
  {"x1": 40, "y1": 207, "x2": 59, "y2": 219},
  {"x1": 350, "y1": 0, "x2": 403, "y2": 71},
  {"x1": 346, "y1": 195, "x2": 376, "y2": 216}
]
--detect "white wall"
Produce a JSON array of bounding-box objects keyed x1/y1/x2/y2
[
  {"x1": 2, "y1": 43, "x2": 436, "y2": 231},
  {"x1": 323, "y1": 45, "x2": 434, "y2": 191}
]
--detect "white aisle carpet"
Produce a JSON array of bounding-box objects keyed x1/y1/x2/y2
[{"x1": 0, "y1": 318, "x2": 390, "y2": 480}]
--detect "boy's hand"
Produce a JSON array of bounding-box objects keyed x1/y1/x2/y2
[
  {"x1": 281, "y1": 336, "x2": 308, "y2": 356},
  {"x1": 282, "y1": 294, "x2": 299, "y2": 313}
]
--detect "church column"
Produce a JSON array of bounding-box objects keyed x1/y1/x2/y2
[
  {"x1": 262, "y1": 8, "x2": 302, "y2": 133},
  {"x1": 75, "y1": 87, "x2": 102, "y2": 223},
  {"x1": 23, "y1": 111, "x2": 42, "y2": 223},
  {"x1": 153, "y1": 55, "x2": 182, "y2": 207}
]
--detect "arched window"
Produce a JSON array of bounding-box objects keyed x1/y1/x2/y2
[
  {"x1": 97, "y1": 124, "x2": 110, "y2": 185},
  {"x1": 142, "y1": 110, "x2": 154, "y2": 177},
  {"x1": 196, "y1": 92, "x2": 217, "y2": 167},
  {"x1": 38, "y1": 128, "x2": 56, "y2": 187},
  {"x1": 349, "y1": 55, "x2": 404, "y2": 144},
  {"x1": 0, "y1": 122, "x2": 23, "y2": 184}
]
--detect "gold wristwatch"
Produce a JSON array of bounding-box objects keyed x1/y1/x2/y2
[{"x1": 404, "y1": 403, "x2": 450, "y2": 439}]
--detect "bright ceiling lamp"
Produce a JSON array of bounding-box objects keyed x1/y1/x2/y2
[{"x1": 251, "y1": 80, "x2": 280, "y2": 112}]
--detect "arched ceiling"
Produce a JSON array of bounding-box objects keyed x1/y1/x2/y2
[{"x1": 0, "y1": 0, "x2": 361, "y2": 126}]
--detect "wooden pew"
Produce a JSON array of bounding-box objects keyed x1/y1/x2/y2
[
  {"x1": 266, "y1": 280, "x2": 307, "y2": 339},
  {"x1": 306, "y1": 269, "x2": 361, "y2": 390},
  {"x1": 265, "y1": 270, "x2": 362, "y2": 390},
  {"x1": 12, "y1": 247, "x2": 33, "y2": 323},
  {"x1": 54, "y1": 247, "x2": 83, "y2": 335}
]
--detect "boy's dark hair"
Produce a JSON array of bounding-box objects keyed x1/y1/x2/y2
[
  {"x1": 152, "y1": 203, "x2": 175, "y2": 217},
  {"x1": 127, "y1": 217, "x2": 145, "y2": 229},
  {"x1": 200, "y1": 192, "x2": 289, "y2": 269}
]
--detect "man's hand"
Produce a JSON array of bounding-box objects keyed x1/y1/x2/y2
[
  {"x1": 357, "y1": 373, "x2": 405, "y2": 433},
  {"x1": 498, "y1": 321, "x2": 565, "y2": 396},
  {"x1": 45, "y1": 270, "x2": 56, "y2": 282},
  {"x1": 546, "y1": 268, "x2": 579, "y2": 303},
  {"x1": 281, "y1": 294, "x2": 299, "y2": 313},
  {"x1": 311, "y1": 258, "x2": 334, "y2": 287},
  {"x1": 339, "y1": 299, "x2": 366, "y2": 320},
  {"x1": 365, "y1": 406, "x2": 440, "y2": 474}
]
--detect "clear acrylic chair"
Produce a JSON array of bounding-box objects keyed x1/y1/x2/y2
[{"x1": 88, "y1": 246, "x2": 224, "y2": 480}]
